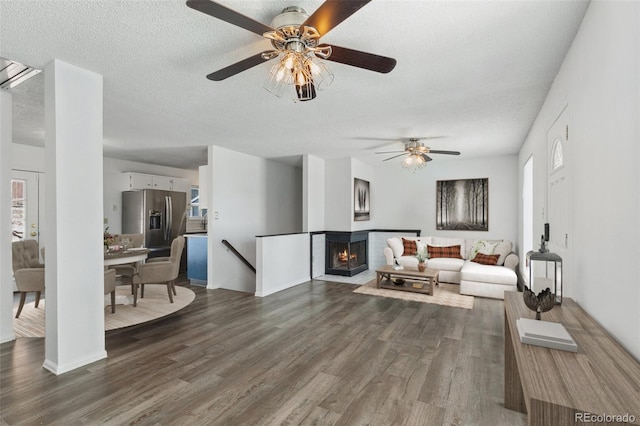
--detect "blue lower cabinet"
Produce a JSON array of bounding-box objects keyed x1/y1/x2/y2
[{"x1": 186, "y1": 236, "x2": 207, "y2": 282}]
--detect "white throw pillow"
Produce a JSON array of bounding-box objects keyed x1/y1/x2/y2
[
  {"x1": 470, "y1": 240, "x2": 498, "y2": 261},
  {"x1": 493, "y1": 241, "x2": 513, "y2": 266},
  {"x1": 386, "y1": 237, "x2": 404, "y2": 258}
]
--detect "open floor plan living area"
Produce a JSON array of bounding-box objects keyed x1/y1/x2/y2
[{"x1": 2, "y1": 1, "x2": 639, "y2": 425}]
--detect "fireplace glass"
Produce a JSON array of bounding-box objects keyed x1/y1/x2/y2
[{"x1": 325, "y1": 232, "x2": 368, "y2": 276}]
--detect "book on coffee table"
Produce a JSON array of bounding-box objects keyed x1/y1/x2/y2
[{"x1": 516, "y1": 318, "x2": 578, "y2": 352}]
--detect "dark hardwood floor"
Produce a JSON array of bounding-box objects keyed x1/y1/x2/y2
[{"x1": 1, "y1": 279, "x2": 526, "y2": 425}]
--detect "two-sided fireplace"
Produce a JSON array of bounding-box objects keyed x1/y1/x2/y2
[{"x1": 325, "y1": 231, "x2": 368, "y2": 276}]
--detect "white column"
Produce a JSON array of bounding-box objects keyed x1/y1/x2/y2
[
  {"x1": 0, "y1": 91, "x2": 15, "y2": 343},
  {"x1": 205, "y1": 146, "x2": 217, "y2": 289},
  {"x1": 43, "y1": 60, "x2": 105, "y2": 374}
]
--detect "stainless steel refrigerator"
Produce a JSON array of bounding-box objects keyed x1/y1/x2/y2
[{"x1": 121, "y1": 189, "x2": 187, "y2": 257}]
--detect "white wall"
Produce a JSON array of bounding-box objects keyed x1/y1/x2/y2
[
  {"x1": 302, "y1": 154, "x2": 325, "y2": 232},
  {"x1": 518, "y1": 1, "x2": 640, "y2": 359},
  {"x1": 208, "y1": 146, "x2": 302, "y2": 293},
  {"x1": 324, "y1": 158, "x2": 352, "y2": 231},
  {"x1": 351, "y1": 158, "x2": 375, "y2": 232},
  {"x1": 102, "y1": 158, "x2": 198, "y2": 233},
  {"x1": 323, "y1": 157, "x2": 376, "y2": 232},
  {"x1": 10, "y1": 146, "x2": 198, "y2": 235},
  {"x1": 373, "y1": 155, "x2": 518, "y2": 243}
]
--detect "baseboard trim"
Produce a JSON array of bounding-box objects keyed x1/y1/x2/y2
[{"x1": 43, "y1": 350, "x2": 107, "y2": 375}]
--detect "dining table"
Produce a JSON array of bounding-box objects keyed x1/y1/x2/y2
[
  {"x1": 103, "y1": 247, "x2": 150, "y2": 267},
  {"x1": 103, "y1": 248, "x2": 150, "y2": 306}
]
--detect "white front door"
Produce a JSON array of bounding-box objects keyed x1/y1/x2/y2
[
  {"x1": 11, "y1": 170, "x2": 43, "y2": 249},
  {"x1": 547, "y1": 107, "x2": 570, "y2": 299}
]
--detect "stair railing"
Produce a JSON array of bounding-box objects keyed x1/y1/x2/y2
[{"x1": 221, "y1": 239, "x2": 256, "y2": 273}]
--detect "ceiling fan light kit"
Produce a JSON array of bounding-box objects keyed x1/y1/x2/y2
[
  {"x1": 375, "y1": 138, "x2": 461, "y2": 172},
  {"x1": 186, "y1": 0, "x2": 396, "y2": 102}
]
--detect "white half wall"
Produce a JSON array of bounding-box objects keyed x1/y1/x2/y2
[
  {"x1": 373, "y1": 155, "x2": 518, "y2": 244},
  {"x1": 256, "y1": 233, "x2": 309, "y2": 297},
  {"x1": 518, "y1": 1, "x2": 640, "y2": 360},
  {"x1": 0, "y1": 91, "x2": 15, "y2": 343},
  {"x1": 208, "y1": 146, "x2": 302, "y2": 293}
]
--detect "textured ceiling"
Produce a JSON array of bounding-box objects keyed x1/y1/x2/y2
[{"x1": 1, "y1": 0, "x2": 589, "y2": 170}]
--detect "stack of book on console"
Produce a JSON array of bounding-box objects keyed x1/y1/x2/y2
[{"x1": 516, "y1": 318, "x2": 578, "y2": 352}]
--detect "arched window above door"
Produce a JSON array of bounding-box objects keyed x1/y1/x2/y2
[{"x1": 551, "y1": 137, "x2": 564, "y2": 171}]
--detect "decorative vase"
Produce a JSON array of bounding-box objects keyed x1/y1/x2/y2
[
  {"x1": 523, "y1": 285, "x2": 555, "y2": 320},
  {"x1": 418, "y1": 262, "x2": 426, "y2": 272}
]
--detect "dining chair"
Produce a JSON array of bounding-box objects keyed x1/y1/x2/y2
[
  {"x1": 12, "y1": 240, "x2": 45, "y2": 318},
  {"x1": 104, "y1": 268, "x2": 117, "y2": 313},
  {"x1": 108, "y1": 233, "x2": 144, "y2": 292},
  {"x1": 132, "y1": 236, "x2": 185, "y2": 306}
]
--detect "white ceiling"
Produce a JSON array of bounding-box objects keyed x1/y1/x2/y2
[{"x1": 1, "y1": 0, "x2": 589, "y2": 170}]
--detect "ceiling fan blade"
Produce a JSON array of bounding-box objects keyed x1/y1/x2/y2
[
  {"x1": 186, "y1": 0, "x2": 273, "y2": 36},
  {"x1": 206, "y1": 52, "x2": 273, "y2": 81},
  {"x1": 321, "y1": 44, "x2": 396, "y2": 74},
  {"x1": 421, "y1": 154, "x2": 433, "y2": 162},
  {"x1": 382, "y1": 153, "x2": 408, "y2": 162},
  {"x1": 428, "y1": 150, "x2": 461, "y2": 155},
  {"x1": 375, "y1": 150, "x2": 405, "y2": 154},
  {"x1": 302, "y1": 0, "x2": 371, "y2": 37}
]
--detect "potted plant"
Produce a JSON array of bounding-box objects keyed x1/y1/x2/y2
[{"x1": 415, "y1": 246, "x2": 429, "y2": 272}]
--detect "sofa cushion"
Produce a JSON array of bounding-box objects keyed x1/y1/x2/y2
[
  {"x1": 428, "y1": 245, "x2": 463, "y2": 259},
  {"x1": 469, "y1": 240, "x2": 499, "y2": 260},
  {"x1": 396, "y1": 256, "x2": 419, "y2": 269},
  {"x1": 431, "y1": 237, "x2": 465, "y2": 258},
  {"x1": 386, "y1": 237, "x2": 404, "y2": 259},
  {"x1": 471, "y1": 253, "x2": 500, "y2": 265},
  {"x1": 427, "y1": 257, "x2": 465, "y2": 272},
  {"x1": 493, "y1": 241, "x2": 513, "y2": 266},
  {"x1": 461, "y1": 261, "x2": 517, "y2": 285},
  {"x1": 402, "y1": 238, "x2": 418, "y2": 256}
]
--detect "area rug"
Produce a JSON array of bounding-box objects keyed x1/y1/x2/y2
[
  {"x1": 13, "y1": 284, "x2": 196, "y2": 338},
  {"x1": 353, "y1": 279, "x2": 474, "y2": 310}
]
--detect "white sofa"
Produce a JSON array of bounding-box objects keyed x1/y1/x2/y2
[{"x1": 383, "y1": 236, "x2": 519, "y2": 300}]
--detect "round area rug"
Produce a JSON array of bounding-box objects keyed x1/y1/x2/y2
[{"x1": 13, "y1": 284, "x2": 196, "y2": 338}]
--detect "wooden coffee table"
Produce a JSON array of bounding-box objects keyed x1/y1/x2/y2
[{"x1": 376, "y1": 265, "x2": 439, "y2": 295}]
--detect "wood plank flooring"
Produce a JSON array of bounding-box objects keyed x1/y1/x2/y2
[{"x1": 1, "y1": 279, "x2": 527, "y2": 426}]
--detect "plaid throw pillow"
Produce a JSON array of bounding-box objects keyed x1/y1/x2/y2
[
  {"x1": 427, "y1": 245, "x2": 462, "y2": 259},
  {"x1": 402, "y1": 238, "x2": 418, "y2": 256},
  {"x1": 472, "y1": 253, "x2": 500, "y2": 265}
]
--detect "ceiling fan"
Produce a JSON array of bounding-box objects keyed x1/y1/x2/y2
[
  {"x1": 186, "y1": 0, "x2": 397, "y2": 101},
  {"x1": 375, "y1": 138, "x2": 461, "y2": 171}
]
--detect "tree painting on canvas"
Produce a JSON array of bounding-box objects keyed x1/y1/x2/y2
[
  {"x1": 354, "y1": 178, "x2": 370, "y2": 221},
  {"x1": 436, "y1": 178, "x2": 488, "y2": 231}
]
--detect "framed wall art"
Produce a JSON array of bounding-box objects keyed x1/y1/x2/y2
[
  {"x1": 354, "y1": 178, "x2": 370, "y2": 221},
  {"x1": 436, "y1": 178, "x2": 488, "y2": 231}
]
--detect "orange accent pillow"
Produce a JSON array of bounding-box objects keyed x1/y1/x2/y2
[
  {"x1": 472, "y1": 253, "x2": 500, "y2": 265},
  {"x1": 427, "y1": 245, "x2": 462, "y2": 259},
  {"x1": 402, "y1": 238, "x2": 417, "y2": 256}
]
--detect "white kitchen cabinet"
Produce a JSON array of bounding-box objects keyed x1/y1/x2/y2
[
  {"x1": 123, "y1": 172, "x2": 154, "y2": 190},
  {"x1": 151, "y1": 175, "x2": 173, "y2": 190},
  {"x1": 171, "y1": 177, "x2": 190, "y2": 193},
  {"x1": 122, "y1": 172, "x2": 190, "y2": 192}
]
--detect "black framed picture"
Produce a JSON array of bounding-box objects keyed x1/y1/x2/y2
[
  {"x1": 354, "y1": 178, "x2": 370, "y2": 221},
  {"x1": 436, "y1": 178, "x2": 488, "y2": 231}
]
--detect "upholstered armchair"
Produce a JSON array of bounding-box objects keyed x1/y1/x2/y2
[
  {"x1": 12, "y1": 240, "x2": 45, "y2": 318},
  {"x1": 108, "y1": 233, "x2": 144, "y2": 291},
  {"x1": 132, "y1": 236, "x2": 184, "y2": 306},
  {"x1": 104, "y1": 268, "x2": 117, "y2": 313}
]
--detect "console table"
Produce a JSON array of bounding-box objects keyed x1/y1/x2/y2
[{"x1": 504, "y1": 292, "x2": 640, "y2": 425}]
